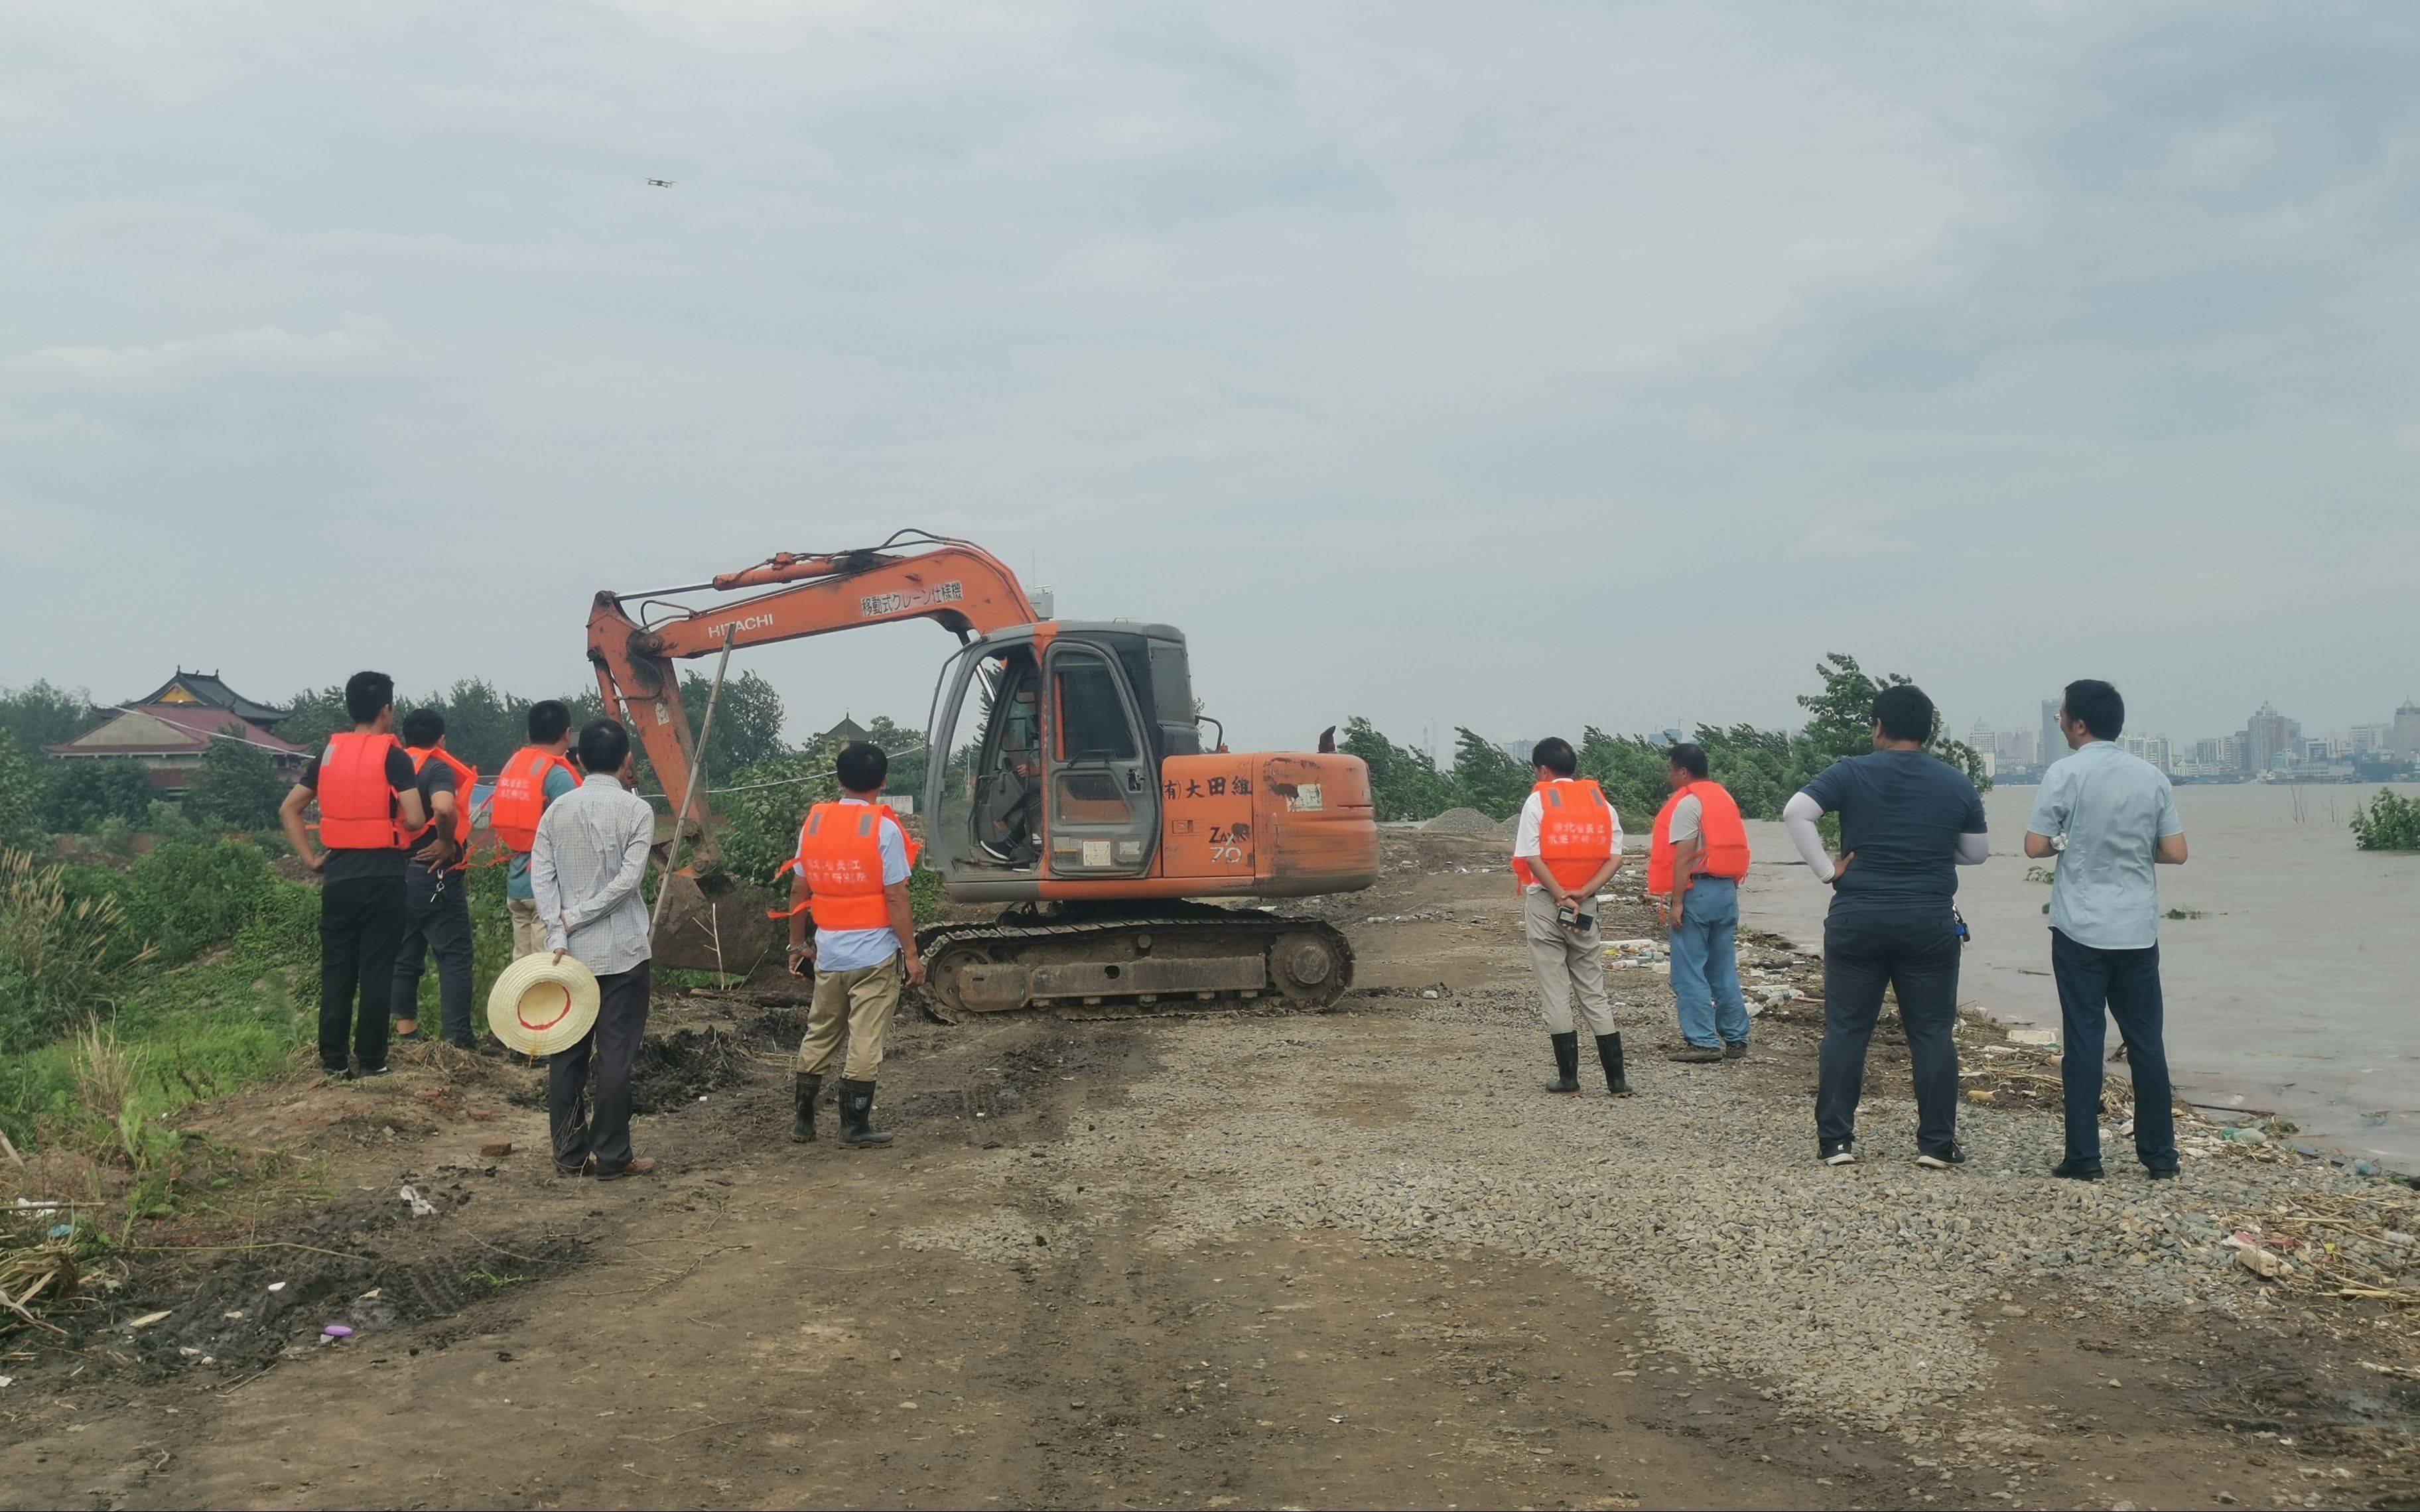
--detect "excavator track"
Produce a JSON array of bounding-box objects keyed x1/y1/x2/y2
[{"x1": 915, "y1": 907, "x2": 1355, "y2": 1023}]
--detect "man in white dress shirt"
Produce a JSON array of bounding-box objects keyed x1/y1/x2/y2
[{"x1": 531, "y1": 718, "x2": 659, "y2": 1180}]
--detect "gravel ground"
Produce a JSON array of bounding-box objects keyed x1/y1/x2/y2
[{"x1": 909, "y1": 986, "x2": 2412, "y2": 1444}]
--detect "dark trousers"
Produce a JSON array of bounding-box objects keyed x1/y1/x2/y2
[
  {"x1": 319, "y1": 873, "x2": 405, "y2": 1072},
  {"x1": 1816, "y1": 909, "x2": 1962, "y2": 1155},
  {"x1": 549, "y1": 962, "x2": 651, "y2": 1172},
  {"x1": 392, "y1": 866, "x2": 476, "y2": 1044},
  {"x1": 2051, "y1": 928, "x2": 2177, "y2": 1169}
]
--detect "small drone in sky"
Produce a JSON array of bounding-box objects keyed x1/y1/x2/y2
[{"x1": 645, "y1": 178, "x2": 675, "y2": 188}]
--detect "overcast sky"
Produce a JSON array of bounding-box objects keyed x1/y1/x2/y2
[{"x1": 6, "y1": 3, "x2": 2417, "y2": 755}]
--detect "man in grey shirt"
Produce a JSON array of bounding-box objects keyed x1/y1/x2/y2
[
  {"x1": 531, "y1": 718, "x2": 659, "y2": 1179},
  {"x1": 2025, "y1": 679, "x2": 2189, "y2": 1181}
]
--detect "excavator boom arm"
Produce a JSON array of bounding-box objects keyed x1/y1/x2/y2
[{"x1": 586, "y1": 535, "x2": 1038, "y2": 835}]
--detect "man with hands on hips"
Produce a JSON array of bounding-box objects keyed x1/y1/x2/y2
[{"x1": 1782, "y1": 683, "x2": 1988, "y2": 1169}]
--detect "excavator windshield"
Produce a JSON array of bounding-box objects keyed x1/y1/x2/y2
[{"x1": 927, "y1": 642, "x2": 1045, "y2": 874}]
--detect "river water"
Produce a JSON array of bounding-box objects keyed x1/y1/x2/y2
[{"x1": 1730, "y1": 782, "x2": 2420, "y2": 1170}]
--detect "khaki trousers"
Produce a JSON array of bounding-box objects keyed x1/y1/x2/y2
[
  {"x1": 508, "y1": 897, "x2": 547, "y2": 960},
  {"x1": 799, "y1": 955, "x2": 904, "y2": 1082},
  {"x1": 1524, "y1": 887, "x2": 1615, "y2": 1037}
]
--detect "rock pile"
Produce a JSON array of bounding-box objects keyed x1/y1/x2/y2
[{"x1": 1420, "y1": 807, "x2": 1499, "y2": 836}]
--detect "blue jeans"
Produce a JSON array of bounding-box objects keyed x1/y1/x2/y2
[
  {"x1": 2050, "y1": 928, "x2": 2177, "y2": 1170},
  {"x1": 1669, "y1": 876, "x2": 1749, "y2": 1048}
]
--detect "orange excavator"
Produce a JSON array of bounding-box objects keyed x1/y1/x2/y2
[{"x1": 586, "y1": 531, "x2": 1378, "y2": 1015}]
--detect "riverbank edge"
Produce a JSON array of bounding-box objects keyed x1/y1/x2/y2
[{"x1": 1731, "y1": 874, "x2": 2417, "y2": 1182}]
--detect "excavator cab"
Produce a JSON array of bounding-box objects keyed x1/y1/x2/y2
[{"x1": 926, "y1": 623, "x2": 1200, "y2": 895}]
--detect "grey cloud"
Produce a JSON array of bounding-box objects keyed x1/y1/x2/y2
[
  {"x1": 12, "y1": 317, "x2": 421, "y2": 399},
  {"x1": 3, "y1": 2, "x2": 2415, "y2": 753}
]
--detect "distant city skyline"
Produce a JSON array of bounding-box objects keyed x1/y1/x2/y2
[{"x1": 1961, "y1": 692, "x2": 2420, "y2": 777}]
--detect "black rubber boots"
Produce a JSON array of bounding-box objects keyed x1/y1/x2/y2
[
  {"x1": 1546, "y1": 1031, "x2": 1581, "y2": 1093},
  {"x1": 837, "y1": 1078, "x2": 895, "y2": 1148},
  {"x1": 1595, "y1": 1033, "x2": 1632, "y2": 1097},
  {"x1": 792, "y1": 1072, "x2": 821, "y2": 1143}
]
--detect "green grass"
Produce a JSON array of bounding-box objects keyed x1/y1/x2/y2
[
  {"x1": 6, "y1": 840, "x2": 956, "y2": 1147},
  {"x1": 1, "y1": 950, "x2": 313, "y2": 1145}
]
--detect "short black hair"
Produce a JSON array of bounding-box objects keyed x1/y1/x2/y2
[
  {"x1": 1872, "y1": 683, "x2": 1935, "y2": 744},
  {"x1": 527, "y1": 699, "x2": 571, "y2": 744},
  {"x1": 836, "y1": 740, "x2": 889, "y2": 794},
  {"x1": 344, "y1": 670, "x2": 395, "y2": 725},
  {"x1": 400, "y1": 707, "x2": 446, "y2": 747},
  {"x1": 1668, "y1": 742, "x2": 1709, "y2": 780},
  {"x1": 577, "y1": 718, "x2": 631, "y2": 775},
  {"x1": 1530, "y1": 736, "x2": 1577, "y2": 778},
  {"x1": 2063, "y1": 679, "x2": 2125, "y2": 741}
]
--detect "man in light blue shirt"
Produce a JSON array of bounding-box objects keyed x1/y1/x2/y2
[{"x1": 2025, "y1": 679, "x2": 2189, "y2": 1181}]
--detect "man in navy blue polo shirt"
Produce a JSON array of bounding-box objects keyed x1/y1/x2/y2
[{"x1": 1784, "y1": 683, "x2": 1989, "y2": 1169}]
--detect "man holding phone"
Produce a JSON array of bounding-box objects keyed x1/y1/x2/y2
[
  {"x1": 2025, "y1": 679, "x2": 2188, "y2": 1181},
  {"x1": 1511, "y1": 737, "x2": 1631, "y2": 1098},
  {"x1": 783, "y1": 741, "x2": 926, "y2": 1149}
]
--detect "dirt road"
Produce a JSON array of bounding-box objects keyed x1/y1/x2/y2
[{"x1": 5, "y1": 832, "x2": 2417, "y2": 1509}]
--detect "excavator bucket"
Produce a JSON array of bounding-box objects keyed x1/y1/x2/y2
[{"x1": 650, "y1": 869, "x2": 791, "y2": 981}]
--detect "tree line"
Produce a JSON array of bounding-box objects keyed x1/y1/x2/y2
[
  {"x1": 1341, "y1": 653, "x2": 1991, "y2": 828},
  {"x1": 3, "y1": 651, "x2": 1982, "y2": 856},
  {"x1": 0, "y1": 671, "x2": 923, "y2": 851}
]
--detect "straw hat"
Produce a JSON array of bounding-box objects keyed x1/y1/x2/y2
[{"x1": 486, "y1": 952, "x2": 601, "y2": 1057}]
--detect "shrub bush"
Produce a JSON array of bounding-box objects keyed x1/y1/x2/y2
[
  {"x1": 66, "y1": 840, "x2": 311, "y2": 968},
  {"x1": 0, "y1": 848, "x2": 150, "y2": 1054},
  {"x1": 2351, "y1": 788, "x2": 2420, "y2": 851},
  {"x1": 40, "y1": 758, "x2": 155, "y2": 834}
]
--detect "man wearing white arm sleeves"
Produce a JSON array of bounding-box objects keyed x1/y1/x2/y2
[{"x1": 1784, "y1": 683, "x2": 1989, "y2": 1168}]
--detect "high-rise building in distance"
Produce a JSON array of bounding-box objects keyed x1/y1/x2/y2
[
  {"x1": 2040, "y1": 700, "x2": 2063, "y2": 770},
  {"x1": 2123, "y1": 735, "x2": 2172, "y2": 773},
  {"x1": 2395, "y1": 700, "x2": 2420, "y2": 756},
  {"x1": 2244, "y1": 702, "x2": 2300, "y2": 774}
]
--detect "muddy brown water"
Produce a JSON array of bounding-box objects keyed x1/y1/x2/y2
[{"x1": 3, "y1": 832, "x2": 2417, "y2": 1509}]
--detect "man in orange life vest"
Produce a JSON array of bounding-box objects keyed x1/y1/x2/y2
[
  {"x1": 277, "y1": 671, "x2": 429, "y2": 1080},
  {"x1": 389, "y1": 707, "x2": 476, "y2": 1048},
  {"x1": 492, "y1": 700, "x2": 582, "y2": 961},
  {"x1": 1647, "y1": 743, "x2": 1753, "y2": 1064},
  {"x1": 783, "y1": 741, "x2": 926, "y2": 1149},
  {"x1": 1511, "y1": 736, "x2": 1631, "y2": 1097}
]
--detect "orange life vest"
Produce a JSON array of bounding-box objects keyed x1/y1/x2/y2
[
  {"x1": 316, "y1": 731, "x2": 408, "y2": 850},
  {"x1": 403, "y1": 744, "x2": 478, "y2": 869},
  {"x1": 784, "y1": 801, "x2": 923, "y2": 932},
  {"x1": 1647, "y1": 780, "x2": 1751, "y2": 893},
  {"x1": 491, "y1": 745, "x2": 579, "y2": 854},
  {"x1": 1512, "y1": 779, "x2": 1618, "y2": 893}
]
